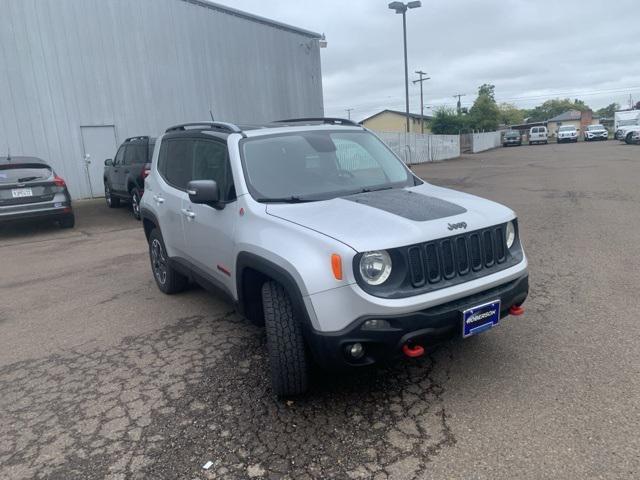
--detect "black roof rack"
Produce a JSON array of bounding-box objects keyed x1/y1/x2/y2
[
  {"x1": 165, "y1": 122, "x2": 243, "y2": 134},
  {"x1": 273, "y1": 117, "x2": 360, "y2": 127}
]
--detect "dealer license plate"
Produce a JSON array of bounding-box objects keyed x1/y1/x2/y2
[{"x1": 462, "y1": 299, "x2": 501, "y2": 338}]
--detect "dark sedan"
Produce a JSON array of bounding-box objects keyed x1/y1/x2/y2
[{"x1": 0, "y1": 156, "x2": 74, "y2": 228}]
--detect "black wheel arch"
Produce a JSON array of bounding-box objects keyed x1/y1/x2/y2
[
  {"x1": 236, "y1": 252, "x2": 312, "y2": 330},
  {"x1": 140, "y1": 208, "x2": 159, "y2": 241}
]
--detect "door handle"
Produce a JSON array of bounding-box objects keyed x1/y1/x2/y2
[
  {"x1": 153, "y1": 195, "x2": 165, "y2": 204},
  {"x1": 181, "y1": 208, "x2": 195, "y2": 219}
]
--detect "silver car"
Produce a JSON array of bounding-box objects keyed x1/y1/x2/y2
[{"x1": 140, "y1": 119, "x2": 529, "y2": 396}]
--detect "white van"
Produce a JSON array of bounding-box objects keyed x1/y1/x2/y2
[{"x1": 529, "y1": 126, "x2": 548, "y2": 145}]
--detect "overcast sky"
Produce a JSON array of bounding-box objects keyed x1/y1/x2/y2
[{"x1": 223, "y1": 0, "x2": 640, "y2": 121}]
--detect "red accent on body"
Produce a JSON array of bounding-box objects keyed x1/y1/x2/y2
[
  {"x1": 402, "y1": 344, "x2": 425, "y2": 358},
  {"x1": 509, "y1": 305, "x2": 525, "y2": 316}
]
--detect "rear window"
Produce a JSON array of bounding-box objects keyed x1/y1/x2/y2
[
  {"x1": 0, "y1": 164, "x2": 52, "y2": 184},
  {"x1": 559, "y1": 126, "x2": 575, "y2": 132}
]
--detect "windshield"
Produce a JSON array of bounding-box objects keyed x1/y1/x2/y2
[
  {"x1": 0, "y1": 164, "x2": 52, "y2": 184},
  {"x1": 240, "y1": 130, "x2": 414, "y2": 202},
  {"x1": 505, "y1": 131, "x2": 519, "y2": 137},
  {"x1": 559, "y1": 126, "x2": 575, "y2": 132},
  {"x1": 588, "y1": 125, "x2": 605, "y2": 131}
]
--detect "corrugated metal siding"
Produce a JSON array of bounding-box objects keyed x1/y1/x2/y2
[{"x1": 0, "y1": 0, "x2": 323, "y2": 199}]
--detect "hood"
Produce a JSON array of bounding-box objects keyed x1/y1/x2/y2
[{"x1": 266, "y1": 184, "x2": 515, "y2": 252}]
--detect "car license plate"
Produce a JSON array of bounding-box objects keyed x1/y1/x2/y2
[
  {"x1": 12, "y1": 188, "x2": 33, "y2": 198},
  {"x1": 462, "y1": 299, "x2": 501, "y2": 338}
]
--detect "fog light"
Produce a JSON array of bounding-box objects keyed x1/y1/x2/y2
[
  {"x1": 362, "y1": 319, "x2": 391, "y2": 330},
  {"x1": 348, "y1": 343, "x2": 365, "y2": 359}
]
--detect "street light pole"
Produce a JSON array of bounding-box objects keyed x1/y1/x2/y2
[
  {"x1": 388, "y1": 2, "x2": 422, "y2": 133},
  {"x1": 413, "y1": 70, "x2": 430, "y2": 134}
]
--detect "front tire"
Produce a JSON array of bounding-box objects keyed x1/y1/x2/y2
[
  {"x1": 131, "y1": 188, "x2": 142, "y2": 221},
  {"x1": 262, "y1": 281, "x2": 309, "y2": 397},
  {"x1": 625, "y1": 133, "x2": 634, "y2": 144},
  {"x1": 148, "y1": 229, "x2": 187, "y2": 294}
]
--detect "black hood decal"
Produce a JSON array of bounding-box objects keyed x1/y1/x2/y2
[{"x1": 342, "y1": 189, "x2": 466, "y2": 221}]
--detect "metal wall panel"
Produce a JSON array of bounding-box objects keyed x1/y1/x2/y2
[{"x1": 0, "y1": 0, "x2": 324, "y2": 198}]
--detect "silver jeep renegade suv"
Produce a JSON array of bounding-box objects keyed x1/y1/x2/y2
[{"x1": 140, "y1": 118, "x2": 529, "y2": 396}]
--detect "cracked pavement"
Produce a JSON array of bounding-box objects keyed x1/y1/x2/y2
[{"x1": 1, "y1": 141, "x2": 639, "y2": 479}]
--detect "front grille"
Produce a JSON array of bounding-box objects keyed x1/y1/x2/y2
[{"x1": 407, "y1": 225, "x2": 511, "y2": 290}]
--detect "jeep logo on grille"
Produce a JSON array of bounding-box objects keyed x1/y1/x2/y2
[{"x1": 447, "y1": 222, "x2": 467, "y2": 231}]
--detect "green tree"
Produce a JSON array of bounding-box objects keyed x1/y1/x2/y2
[
  {"x1": 430, "y1": 107, "x2": 468, "y2": 134},
  {"x1": 498, "y1": 103, "x2": 524, "y2": 126},
  {"x1": 469, "y1": 84, "x2": 499, "y2": 131},
  {"x1": 595, "y1": 103, "x2": 620, "y2": 118},
  {"x1": 526, "y1": 98, "x2": 591, "y2": 122},
  {"x1": 477, "y1": 83, "x2": 496, "y2": 101}
]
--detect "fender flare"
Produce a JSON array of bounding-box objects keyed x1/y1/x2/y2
[
  {"x1": 235, "y1": 251, "x2": 313, "y2": 330},
  {"x1": 140, "y1": 207, "x2": 158, "y2": 241}
]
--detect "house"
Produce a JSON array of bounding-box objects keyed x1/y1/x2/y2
[
  {"x1": 546, "y1": 110, "x2": 598, "y2": 137},
  {"x1": 360, "y1": 109, "x2": 432, "y2": 134}
]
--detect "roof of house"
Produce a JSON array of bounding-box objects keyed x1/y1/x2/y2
[
  {"x1": 360, "y1": 109, "x2": 433, "y2": 124},
  {"x1": 182, "y1": 0, "x2": 322, "y2": 38},
  {"x1": 547, "y1": 110, "x2": 583, "y2": 122}
]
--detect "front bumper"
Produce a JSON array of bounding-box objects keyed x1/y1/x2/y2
[
  {"x1": 557, "y1": 136, "x2": 577, "y2": 142},
  {"x1": 305, "y1": 274, "x2": 529, "y2": 369}
]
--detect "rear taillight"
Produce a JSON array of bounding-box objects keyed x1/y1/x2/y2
[
  {"x1": 54, "y1": 175, "x2": 66, "y2": 187},
  {"x1": 142, "y1": 163, "x2": 151, "y2": 179}
]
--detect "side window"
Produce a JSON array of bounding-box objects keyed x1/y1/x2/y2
[
  {"x1": 114, "y1": 146, "x2": 126, "y2": 166},
  {"x1": 159, "y1": 138, "x2": 192, "y2": 190},
  {"x1": 192, "y1": 139, "x2": 234, "y2": 200},
  {"x1": 128, "y1": 144, "x2": 146, "y2": 164}
]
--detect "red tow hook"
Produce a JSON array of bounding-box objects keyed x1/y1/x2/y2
[
  {"x1": 402, "y1": 343, "x2": 425, "y2": 358},
  {"x1": 509, "y1": 305, "x2": 525, "y2": 316}
]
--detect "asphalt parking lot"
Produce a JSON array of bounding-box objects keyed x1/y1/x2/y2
[{"x1": 1, "y1": 140, "x2": 639, "y2": 480}]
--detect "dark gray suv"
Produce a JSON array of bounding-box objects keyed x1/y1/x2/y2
[{"x1": 0, "y1": 156, "x2": 74, "y2": 228}]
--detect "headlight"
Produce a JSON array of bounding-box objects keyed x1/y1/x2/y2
[
  {"x1": 359, "y1": 250, "x2": 392, "y2": 285},
  {"x1": 506, "y1": 221, "x2": 516, "y2": 249}
]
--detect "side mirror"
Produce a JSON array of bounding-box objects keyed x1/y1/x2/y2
[
  {"x1": 187, "y1": 180, "x2": 221, "y2": 208},
  {"x1": 104, "y1": 159, "x2": 113, "y2": 166}
]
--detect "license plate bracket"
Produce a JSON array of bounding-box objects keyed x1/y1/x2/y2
[
  {"x1": 12, "y1": 188, "x2": 33, "y2": 198},
  {"x1": 462, "y1": 299, "x2": 501, "y2": 338}
]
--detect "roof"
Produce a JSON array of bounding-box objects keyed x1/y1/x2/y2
[
  {"x1": 360, "y1": 109, "x2": 433, "y2": 124},
  {"x1": 547, "y1": 110, "x2": 582, "y2": 122},
  {"x1": 0, "y1": 156, "x2": 47, "y2": 166},
  {"x1": 181, "y1": 1, "x2": 322, "y2": 39}
]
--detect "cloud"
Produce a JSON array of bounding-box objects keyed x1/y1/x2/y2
[{"x1": 221, "y1": 0, "x2": 640, "y2": 118}]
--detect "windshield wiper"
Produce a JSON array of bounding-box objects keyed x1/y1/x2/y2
[
  {"x1": 256, "y1": 196, "x2": 315, "y2": 203},
  {"x1": 17, "y1": 176, "x2": 41, "y2": 183}
]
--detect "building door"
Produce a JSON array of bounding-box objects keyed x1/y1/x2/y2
[{"x1": 80, "y1": 126, "x2": 118, "y2": 198}]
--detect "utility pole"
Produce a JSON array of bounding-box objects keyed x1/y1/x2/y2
[
  {"x1": 453, "y1": 93, "x2": 466, "y2": 115},
  {"x1": 413, "y1": 71, "x2": 430, "y2": 134},
  {"x1": 388, "y1": 2, "x2": 422, "y2": 133},
  {"x1": 345, "y1": 108, "x2": 354, "y2": 120}
]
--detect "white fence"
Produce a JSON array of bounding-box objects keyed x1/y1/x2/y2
[
  {"x1": 377, "y1": 132, "x2": 461, "y2": 164},
  {"x1": 472, "y1": 131, "x2": 502, "y2": 153}
]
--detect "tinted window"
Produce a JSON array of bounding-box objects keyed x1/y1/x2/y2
[
  {"x1": 114, "y1": 146, "x2": 126, "y2": 166},
  {"x1": 0, "y1": 164, "x2": 52, "y2": 184},
  {"x1": 192, "y1": 139, "x2": 232, "y2": 199},
  {"x1": 160, "y1": 139, "x2": 192, "y2": 190},
  {"x1": 126, "y1": 144, "x2": 147, "y2": 164}
]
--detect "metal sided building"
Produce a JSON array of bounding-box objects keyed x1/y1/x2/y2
[{"x1": 0, "y1": 0, "x2": 324, "y2": 199}]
